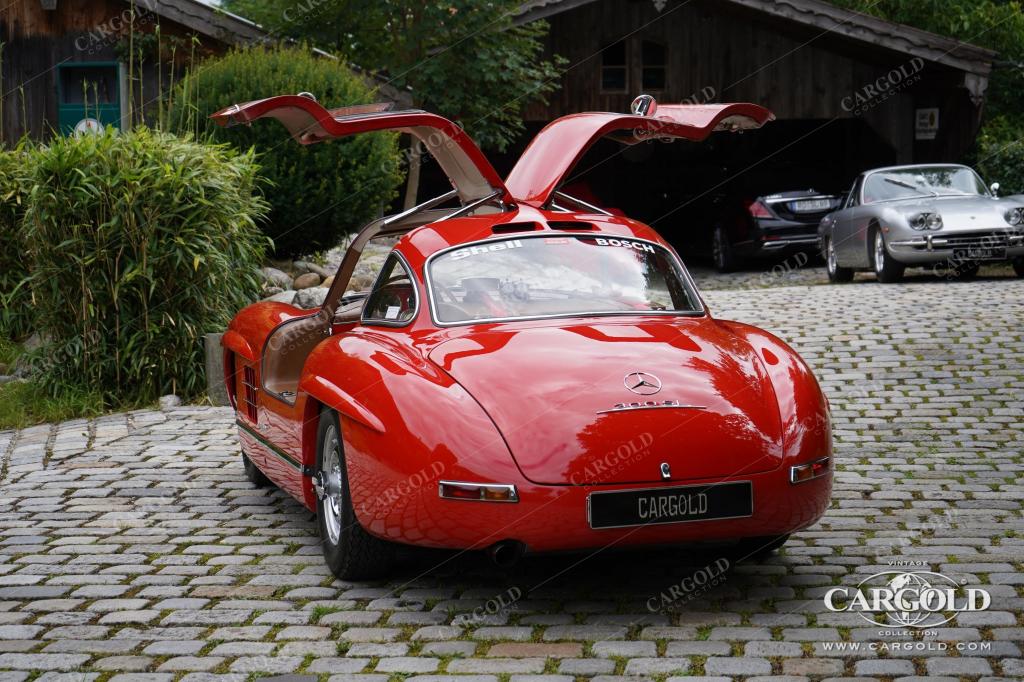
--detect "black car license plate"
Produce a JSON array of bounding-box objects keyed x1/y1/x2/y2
[
  {"x1": 954, "y1": 247, "x2": 1006, "y2": 261},
  {"x1": 587, "y1": 482, "x2": 753, "y2": 529}
]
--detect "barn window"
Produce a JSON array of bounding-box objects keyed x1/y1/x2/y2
[
  {"x1": 56, "y1": 62, "x2": 121, "y2": 135},
  {"x1": 642, "y1": 41, "x2": 667, "y2": 91},
  {"x1": 601, "y1": 41, "x2": 628, "y2": 92}
]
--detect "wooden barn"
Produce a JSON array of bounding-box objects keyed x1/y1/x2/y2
[
  {"x1": 0, "y1": 0, "x2": 272, "y2": 142},
  {"x1": 511, "y1": 0, "x2": 998, "y2": 225}
]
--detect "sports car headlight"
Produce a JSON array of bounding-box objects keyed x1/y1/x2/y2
[
  {"x1": 1005, "y1": 207, "x2": 1024, "y2": 226},
  {"x1": 909, "y1": 212, "x2": 942, "y2": 230}
]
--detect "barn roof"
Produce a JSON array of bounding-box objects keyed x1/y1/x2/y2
[{"x1": 516, "y1": 0, "x2": 996, "y2": 77}]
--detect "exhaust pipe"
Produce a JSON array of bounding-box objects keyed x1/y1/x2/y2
[{"x1": 488, "y1": 540, "x2": 526, "y2": 568}]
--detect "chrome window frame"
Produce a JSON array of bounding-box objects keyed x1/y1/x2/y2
[
  {"x1": 423, "y1": 232, "x2": 707, "y2": 328},
  {"x1": 360, "y1": 250, "x2": 420, "y2": 328}
]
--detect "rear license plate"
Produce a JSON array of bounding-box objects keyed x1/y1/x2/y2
[
  {"x1": 792, "y1": 199, "x2": 832, "y2": 212},
  {"x1": 954, "y1": 247, "x2": 1005, "y2": 261},
  {"x1": 587, "y1": 482, "x2": 753, "y2": 529}
]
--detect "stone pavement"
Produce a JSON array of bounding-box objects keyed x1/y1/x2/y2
[{"x1": 0, "y1": 273, "x2": 1021, "y2": 682}]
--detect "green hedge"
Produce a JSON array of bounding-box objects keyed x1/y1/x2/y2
[
  {"x1": 0, "y1": 143, "x2": 32, "y2": 339},
  {"x1": 21, "y1": 128, "x2": 270, "y2": 404},
  {"x1": 168, "y1": 46, "x2": 403, "y2": 259},
  {"x1": 975, "y1": 117, "x2": 1024, "y2": 196}
]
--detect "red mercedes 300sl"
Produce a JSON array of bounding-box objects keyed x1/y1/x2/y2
[{"x1": 212, "y1": 94, "x2": 832, "y2": 578}]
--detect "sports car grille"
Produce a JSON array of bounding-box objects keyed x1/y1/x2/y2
[
  {"x1": 932, "y1": 230, "x2": 1023, "y2": 249},
  {"x1": 242, "y1": 365, "x2": 258, "y2": 423}
]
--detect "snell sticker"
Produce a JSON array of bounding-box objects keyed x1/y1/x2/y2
[{"x1": 449, "y1": 240, "x2": 524, "y2": 260}]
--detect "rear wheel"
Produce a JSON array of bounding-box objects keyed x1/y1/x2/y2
[
  {"x1": 242, "y1": 452, "x2": 271, "y2": 487},
  {"x1": 871, "y1": 227, "x2": 904, "y2": 283},
  {"x1": 824, "y1": 235, "x2": 853, "y2": 283},
  {"x1": 1012, "y1": 257, "x2": 1024, "y2": 277},
  {"x1": 712, "y1": 225, "x2": 738, "y2": 273},
  {"x1": 314, "y1": 409, "x2": 394, "y2": 580}
]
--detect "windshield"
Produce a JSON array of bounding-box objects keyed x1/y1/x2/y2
[
  {"x1": 863, "y1": 167, "x2": 988, "y2": 203},
  {"x1": 428, "y1": 235, "x2": 702, "y2": 324}
]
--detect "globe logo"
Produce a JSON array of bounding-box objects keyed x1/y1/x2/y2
[
  {"x1": 822, "y1": 570, "x2": 992, "y2": 629},
  {"x1": 886, "y1": 572, "x2": 933, "y2": 627}
]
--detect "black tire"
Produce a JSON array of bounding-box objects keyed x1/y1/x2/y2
[
  {"x1": 314, "y1": 409, "x2": 394, "y2": 580},
  {"x1": 870, "y1": 226, "x2": 904, "y2": 283},
  {"x1": 1012, "y1": 257, "x2": 1024, "y2": 278},
  {"x1": 736, "y1": 534, "x2": 789, "y2": 562},
  {"x1": 823, "y1": 235, "x2": 854, "y2": 283},
  {"x1": 242, "y1": 452, "x2": 272, "y2": 487},
  {"x1": 712, "y1": 225, "x2": 738, "y2": 273}
]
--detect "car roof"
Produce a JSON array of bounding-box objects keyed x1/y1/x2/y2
[{"x1": 397, "y1": 204, "x2": 670, "y2": 267}]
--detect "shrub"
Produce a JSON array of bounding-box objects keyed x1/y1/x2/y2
[
  {"x1": 0, "y1": 142, "x2": 33, "y2": 339},
  {"x1": 974, "y1": 117, "x2": 1024, "y2": 196},
  {"x1": 21, "y1": 127, "x2": 270, "y2": 404},
  {"x1": 167, "y1": 46, "x2": 403, "y2": 259}
]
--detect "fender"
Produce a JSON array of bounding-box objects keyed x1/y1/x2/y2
[
  {"x1": 299, "y1": 373, "x2": 386, "y2": 434},
  {"x1": 221, "y1": 329, "x2": 256, "y2": 363},
  {"x1": 718, "y1": 320, "x2": 832, "y2": 461}
]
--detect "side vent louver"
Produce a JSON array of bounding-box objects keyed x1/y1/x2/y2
[{"x1": 242, "y1": 365, "x2": 259, "y2": 423}]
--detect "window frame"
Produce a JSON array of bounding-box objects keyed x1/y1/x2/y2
[
  {"x1": 360, "y1": 251, "x2": 420, "y2": 328},
  {"x1": 600, "y1": 40, "x2": 629, "y2": 94},
  {"x1": 640, "y1": 40, "x2": 667, "y2": 92},
  {"x1": 423, "y1": 233, "x2": 707, "y2": 328}
]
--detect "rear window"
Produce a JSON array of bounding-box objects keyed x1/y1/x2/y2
[{"x1": 427, "y1": 235, "x2": 702, "y2": 324}]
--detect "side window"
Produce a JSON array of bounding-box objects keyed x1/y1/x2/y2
[
  {"x1": 601, "y1": 41, "x2": 628, "y2": 92},
  {"x1": 362, "y1": 254, "x2": 417, "y2": 325}
]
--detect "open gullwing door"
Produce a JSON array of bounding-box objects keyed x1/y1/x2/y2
[
  {"x1": 505, "y1": 99, "x2": 775, "y2": 208},
  {"x1": 210, "y1": 94, "x2": 511, "y2": 204}
]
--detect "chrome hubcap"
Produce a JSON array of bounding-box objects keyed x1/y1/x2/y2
[
  {"x1": 874, "y1": 231, "x2": 886, "y2": 272},
  {"x1": 319, "y1": 425, "x2": 343, "y2": 545}
]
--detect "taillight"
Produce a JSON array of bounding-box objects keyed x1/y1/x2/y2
[{"x1": 747, "y1": 200, "x2": 773, "y2": 219}]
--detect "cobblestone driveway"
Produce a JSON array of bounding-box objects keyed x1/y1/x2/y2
[{"x1": 1, "y1": 276, "x2": 1022, "y2": 682}]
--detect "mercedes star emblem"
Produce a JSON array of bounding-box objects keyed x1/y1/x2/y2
[{"x1": 624, "y1": 371, "x2": 662, "y2": 396}]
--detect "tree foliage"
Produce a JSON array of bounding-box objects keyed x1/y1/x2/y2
[
  {"x1": 223, "y1": 0, "x2": 565, "y2": 152},
  {"x1": 167, "y1": 46, "x2": 403, "y2": 258}
]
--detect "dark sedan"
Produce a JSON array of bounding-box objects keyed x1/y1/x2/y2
[{"x1": 711, "y1": 190, "x2": 842, "y2": 271}]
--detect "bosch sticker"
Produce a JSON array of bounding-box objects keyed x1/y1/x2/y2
[
  {"x1": 449, "y1": 239, "x2": 524, "y2": 261},
  {"x1": 594, "y1": 237, "x2": 656, "y2": 253}
]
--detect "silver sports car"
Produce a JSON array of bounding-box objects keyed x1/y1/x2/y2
[{"x1": 818, "y1": 164, "x2": 1024, "y2": 283}]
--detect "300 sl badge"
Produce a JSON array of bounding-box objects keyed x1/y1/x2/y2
[{"x1": 597, "y1": 400, "x2": 707, "y2": 414}]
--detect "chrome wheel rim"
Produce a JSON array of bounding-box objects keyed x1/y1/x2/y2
[
  {"x1": 826, "y1": 238, "x2": 837, "y2": 274},
  {"x1": 874, "y1": 231, "x2": 886, "y2": 273},
  {"x1": 320, "y1": 425, "x2": 343, "y2": 545}
]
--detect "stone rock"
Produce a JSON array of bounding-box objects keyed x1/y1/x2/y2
[
  {"x1": 294, "y1": 260, "x2": 332, "y2": 278},
  {"x1": 158, "y1": 395, "x2": 182, "y2": 409},
  {"x1": 264, "y1": 291, "x2": 297, "y2": 305},
  {"x1": 293, "y1": 273, "x2": 322, "y2": 290},
  {"x1": 321, "y1": 276, "x2": 335, "y2": 289},
  {"x1": 263, "y1": 286, "x2": 283, "y2": 296},
  {"x1": 295, "y1": 287, "x2": 328, "y2": 309},
  {"x1": 0, "y1": 375, "x2": 17, "y2": 386},
  {"x1": 261, "y1": 267, "x2": 293, "y2": 290},
  {"x1": 22, "y1": 332, "x2": 49, "y2": 352}
]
